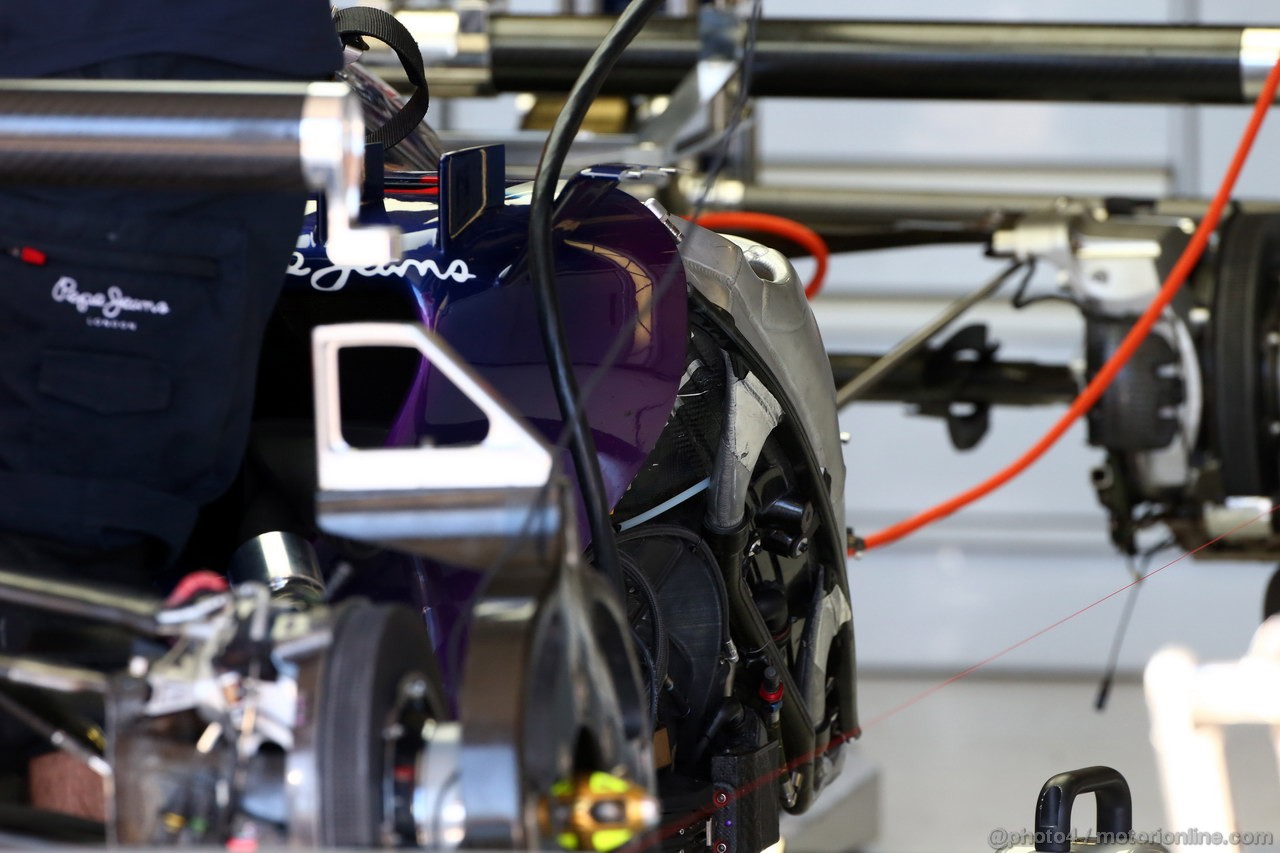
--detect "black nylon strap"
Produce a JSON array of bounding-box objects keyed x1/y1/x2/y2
[{"x1": 333, "y1": 6, "x2": 430, "y2": 150}]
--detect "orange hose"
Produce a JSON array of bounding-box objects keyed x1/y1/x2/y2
[
  {"x1": 693, "y1": 211, "x2": 829, "y2": 299},
  {"x1": 859, "y1": 56, "x2": 1280, "y2": 554}
]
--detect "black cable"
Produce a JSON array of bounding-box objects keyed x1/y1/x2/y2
[
  {"x1": 1094, "y1": 538, "x2": 1173, "y2": 711},
  {"x1": 528, "y1": 0, "x2": 666, "y2": 595},
  {"x1": 631, "y1": 628, "x2": 659, "y2": 722},
  {"x1": 1009, "y1": 260, "x2": 1039, "y2": 308},
  {"x1": 447, "y1": 0, "x2": 769, "y2": 686},
  {"x1": 1009, "y1": 259, "x2": 1082, "y2": 310},
  {"x1": 557, "y1": 0, "x2": 764, "y2": 456},
  {"x1": 1093, "y1": 570, "x2": 1141, "y2": 712},
  {"x1": 623, "y1": 559, "x2": 669, "y2": 720}
]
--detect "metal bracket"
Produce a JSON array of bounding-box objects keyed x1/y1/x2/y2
[
  {"x1": 991, "y1": 211, "x2": 1190, "y2": 315},
  {"x1": 312, "y1": 322, "x2": 560, "y2": 568},
  {"x1": 301, "y1": 82, "x2": 402, "y2": 266},
  {"x1": 627, "y1": 5, "x2": 745, "y2": 164},
  {"x1": 915, "y1": 325, "x2": 998, "y2": 451},
  {"x1": 629, "y1": 58, "x2": 738, "y2": 160},
  {"x1": 314, "y1": 323, "x2": 551, "y2": 493}
]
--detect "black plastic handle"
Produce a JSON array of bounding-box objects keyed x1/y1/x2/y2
[{"x1": 1034, "y1": 766, "x2": 1132, "y2": 853}]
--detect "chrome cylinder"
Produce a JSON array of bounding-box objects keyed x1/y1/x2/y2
[{"x1": 229, "y1": 532, "x2": 326, "y2": 605}]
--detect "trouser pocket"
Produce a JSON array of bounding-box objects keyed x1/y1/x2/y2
[{"x1": 0, "y1": 195, "x2": 258, "y2": 546}]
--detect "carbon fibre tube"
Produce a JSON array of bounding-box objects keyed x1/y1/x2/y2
[
  {"x1": 0, "y1": 78, "x2": 401, "y2": 265},
  {"x1": 490, "y1": 17, "x2": 1277, "y2": 104},
  {"x1": 0, "y1": 79, "x2": 353, "y2": 190}
]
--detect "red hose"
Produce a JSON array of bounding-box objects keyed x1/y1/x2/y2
[
  {"x1": 693, "y1": 211, "x2": 829, "y2": 299},
  {"x1": 858, "y1": 58, "x2": 1280, "y2": 553},
  {"x1": 165, "y1": 570, "x2": 229, "y2": 606}
]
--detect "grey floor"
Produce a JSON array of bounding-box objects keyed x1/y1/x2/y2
[{"x1": 787, "y1": 673, "x2": 1280, "y2": 853}]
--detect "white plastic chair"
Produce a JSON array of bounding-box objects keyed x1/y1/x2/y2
[{"x1": 1144, "y1": 616, "x2": 1280, "y2": 853}]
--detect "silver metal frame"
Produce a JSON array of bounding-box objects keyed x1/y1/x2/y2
[{"x1": 313, "y1": 323, "x2": 552, "y2": 495}]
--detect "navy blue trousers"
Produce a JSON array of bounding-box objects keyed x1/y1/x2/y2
[{"x1": 0, "y1": 55, "x2": 313, "y2": 582}]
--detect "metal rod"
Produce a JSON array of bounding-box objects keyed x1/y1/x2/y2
[
  {"x1": 691, "y1": 181, "x2": 1058, "y2": 232},
  {"x1": 835, "y1": 263, "x2": 1026, "y2": 408},
  {"x1": 677, "y1": 181, "x2": 1280, "y2": 252},
  {"x1": 0, "y1": 690, "x2": 111, "y2": 778},
  {"x1": 0, "y1": 569, "x2": 161, "y2": 635},
  {"x1": 695, "y1": 182, "x2": 1280, "y2": 228},
  {"x1": 490, "y1": 17, "x2": 1276, "y2": 104},
  {"x1": 829, "y1": 354, "x2": 1080, "y2": 408},
  {"x1": 0, "y1": 654, "x2": 109, "y2": 695}
]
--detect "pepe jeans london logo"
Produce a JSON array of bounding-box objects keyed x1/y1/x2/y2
[
  {"x1": 287, "y1": 252, "x2": 477, "y2": 292},
  {"x1": 51, "y1": 276, "x2": 171, "y2": 332}
]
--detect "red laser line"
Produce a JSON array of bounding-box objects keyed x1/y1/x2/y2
[
  {"x1": 858, "y1": 508, "x2": 1271, "y2": 732},
  {"x1": 642, "y1": 506, "x2": 1279, "y2": 850}
]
